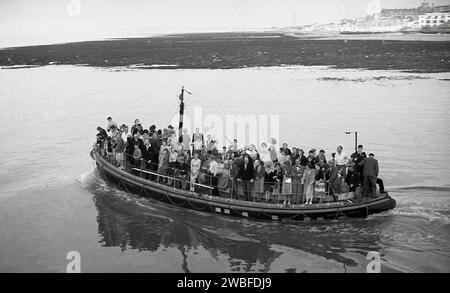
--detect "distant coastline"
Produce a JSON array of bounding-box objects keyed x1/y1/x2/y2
[
  {"x1": 1, "y1": 31, "x2": 449, "y2": 73},
  {"x1": 283, "y1": 31, "x2": 450, "y2": 42}
]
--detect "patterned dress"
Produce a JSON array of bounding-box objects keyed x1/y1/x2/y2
[{"x1": 281, "y1": 166, "x2": 293, "y2": 194}]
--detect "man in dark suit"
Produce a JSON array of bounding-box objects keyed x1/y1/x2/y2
[
  {"x1": 229, "y1": 154, "x2": 244, "y2": 199},
  {"x1": 142, "y1": 140, "x2": 153, "y2": 172},
  {"x1": 240, "y1": 155, "x2": 255, "y2": 201},
  {"x1": 359, "y1": 153, "x2": 379, "y2": 198},
  {"x1": 351, "y1": 145, "x2": 365, "y2": 184},
  {"x1": 149, "y1": 132, "x2": 160, "y2": 171}
]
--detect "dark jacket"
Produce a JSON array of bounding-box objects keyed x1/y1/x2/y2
[
  {"x1": 265, "y1": 169, "x2": 283, "y2": 184},
  {"x1": 97, "y1": 128, "x2": 107, "y2": 140},
  {"x1": 142, "y1": 144, "x2": 153, "y2": 161},
  {"x1": 131, "y1": 124, "x2": 144, "y2": 135},
  {"x1": 299, "y1": 155, "x2": 308, "y2": 166},
  {"x1": 149, "y1": 138, "x2": 160, "y2": 162},
  {"x1": 230, "y1": 157, "x2": 243, "y2": 180},
  {"x1": 359, "y1": 157, "x2": 379, "y2": 178},
  {"x1": 351, "y1": 151, "x2": 364, "y2": 172},
  {"x1": 240, "y1": 159, "x2": 255, "y2": 181}
]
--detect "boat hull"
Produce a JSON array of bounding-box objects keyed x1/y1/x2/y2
[{"x1": 91, "y1": 150, "x2": 396, "y2": 221}]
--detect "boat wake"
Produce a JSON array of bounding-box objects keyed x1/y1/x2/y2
[
  {"x1": 318, "y1": 75, "x2": 432, "y2": 82},
  {"x1": 369, "y1": 184, "x2": 450, "y2": 225},
  {"x1": 390, "y1": 184, "x2": 450, "y2": 193}
]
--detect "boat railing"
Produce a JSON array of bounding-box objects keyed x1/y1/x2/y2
[{"x1": 95, "y1": 145, "x2": 352, "y2": 204}]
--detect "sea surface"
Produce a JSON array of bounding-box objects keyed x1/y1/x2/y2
[{"x1": 0, "y1": 59, "x2": 449, "y2": 272}]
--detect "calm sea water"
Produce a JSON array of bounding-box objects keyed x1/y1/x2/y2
[{"x1": 0, "y1": 65, "x2": 449, "y2": 272}]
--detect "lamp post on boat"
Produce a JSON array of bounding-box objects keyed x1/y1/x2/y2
[
  {"x1": 178, "y1": 86, "x2": 191, "y2": 141},
  {"x1": 345, "y1": 131, "x2": 358, "y2": 152}
]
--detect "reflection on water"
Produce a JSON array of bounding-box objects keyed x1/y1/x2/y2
[{"x1": 88, "y1": 172, "x2": 392, "y2": 272}]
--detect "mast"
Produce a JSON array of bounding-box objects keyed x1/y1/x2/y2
[{"x1": 178, "y1": 86, "x2": 190, "y2": 141}]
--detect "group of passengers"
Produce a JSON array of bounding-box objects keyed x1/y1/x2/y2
[{"x1": 96, "y1": 117, "x2": 385, "y2": 205}]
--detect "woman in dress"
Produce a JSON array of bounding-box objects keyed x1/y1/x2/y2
[
  {"x1": 302, "y1": 162, "x2": 317, "y2": 205},
  {"x1": 281, "y1": 160, "x2": 294, "y2": 205},
  {"x1": 190, "y1": 152, "x2": 201, "y2": 192}
]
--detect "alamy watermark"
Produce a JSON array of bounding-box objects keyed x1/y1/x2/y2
[
  {"x1": 67, "y1": 0, "x2": 81, "y2": 16},
  {"x1": 66, "y1": 251, "x2": 81, "y2": 273},
  {"x1": 168, "y1": 106, "x2": 280, "y2": 149},
  {"x1": 366, "y1": 251, "x2": 381, "y2": 273}
]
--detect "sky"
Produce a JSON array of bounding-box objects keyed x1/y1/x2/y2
[{"x1": 1, "y1": 0, "x2": 449, "y2": 47}]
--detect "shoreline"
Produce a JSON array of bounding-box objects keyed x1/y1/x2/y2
[
  {"x1": 283, "y1": 31, "x2": 450, "y2": 42},
  {"x1": 0, "y1": 31, "x2": 449, "y2": 73}
]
